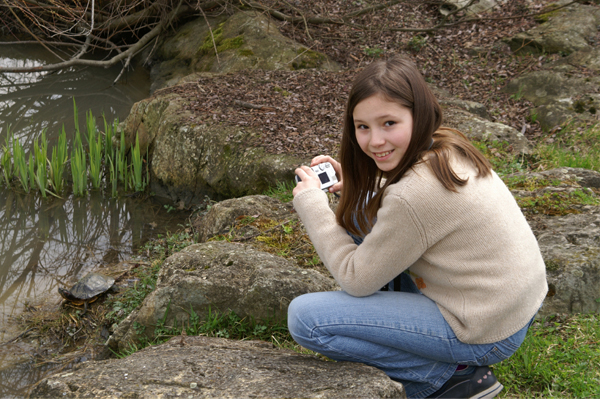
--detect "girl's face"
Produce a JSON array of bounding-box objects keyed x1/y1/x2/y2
[{"x1": 353, "y1": 94, "x2": 413, "y2": 172}]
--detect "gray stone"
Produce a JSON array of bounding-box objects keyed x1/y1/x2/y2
[
  {"x1": 122, "y1": 93, "x2": 304, "y2": 205},
  {"x1": 507, "y1": 168, "x2": 600, "y2": 316},
  {"x1": 558, "y1": 47, "x2": 600, "y2": 71},
  {"x1": 32, "y1": 336, "x2": 406, "y2": 398},
  {"x1": 193, "y1": 195, "x2": 294, "y2": 242},
  {"x1": 504, "y1": 3, "x2": 600, "y2": 55},
  {"x1": 533, "y1": 209, "x2": 600, "y2": 316},
  {"x1": 107, "y1": 241, "x2": 338, "y2": 352},
  {"x1": 504, "y1": 70, "x2": 593, "y2": 106},
  {"x1": 504, "y1": 71, "x2": 600, "y2": 130},
  {"x1": 456, "y1": 114, "x2": 531, "y2": 153},
  {"x1": 440, "y1": 97, "x2": 489, "y2": 119},
  {"x1": 149, "y1": 11, "x2": 340, "y2": 93},
  {"x1": 440, "y1": 0, "x2": 508, "y2": 16},
  {"x1": 509, "y1": 167, "x2": 600, "y2": 189}
]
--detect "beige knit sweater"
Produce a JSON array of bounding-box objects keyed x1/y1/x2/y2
[{"x1": 293, "y1": 155, "x2": 548, "y2": 344}]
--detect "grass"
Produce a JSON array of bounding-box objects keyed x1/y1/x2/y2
[
  {"x1": 494, "y1": 314, "x2": 600, "y2": 398},
  {"x1": 533, "y1": 122, "x2": 600, "y2": 172},
  {"x1": 262, "y1": 180, "x2": 295, "y2": 203}
]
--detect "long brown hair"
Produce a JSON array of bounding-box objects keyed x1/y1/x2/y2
[{"x1": 337, "y1": 56, "x2": 492, "y2": 236}]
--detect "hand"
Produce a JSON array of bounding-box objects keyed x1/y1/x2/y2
[
  {"x1": 311, "y1": 155, "x2": 343, "y2": 193},
  {"x1": 293, "y1": 165, "x2": 322, "y2": 197}
]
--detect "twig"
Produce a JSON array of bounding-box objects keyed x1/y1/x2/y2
[
  {"x1": 280, "y1": 0, "x2": 313, "y2": 40},
  {"x1": 233, "y1": 100, "x2": 275, "y2": 111},
  {"x1": 0, "y1": 328, "x2": 33, "y2": 346},
  {"x1": 198, "y1": 2, "x2": 220, "y2": 66}
]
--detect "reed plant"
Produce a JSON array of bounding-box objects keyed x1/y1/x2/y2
[
  {"x1": 12, "y1": 136, "x2": 30, "y2": 192},
  {"x1": 87, "y1": 111, "x2": 103, "y2": 189},
  {"x1": 130, "y1": 134, "x2": 146, "y2": 192},
  {"x1": 33, "y1": 131, "x2": 49, "y2": 197},
  {"x1": 103, "y1": 115, "x2": 116, "y2": 162},
  {"x1": 2, "y1": 101, "x2": 151, "y2": 198},
  {"x1": 70, "y1": 130, "x2": 87, "y2": 197},
  {"x1": 118, "y1": 129, "x2": 127, "y2": 183},
  {"x1": 27, "y1": 153, "x2": 36, "y2": 194},
  {"x1": 1, "y1": 131, "x2": 14, "y2": 186},
  {"x1": 108, "y1": 154, "x2": 118, "y2": 198},
  {"x1": 49, "y1": 127, "x2": 68, "y2": 194}
]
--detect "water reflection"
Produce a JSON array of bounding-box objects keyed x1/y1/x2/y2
[
  {"x1": 0, "y1": 191, "x2": 187, "y2": 335},
  {"x1": 0, "y1": 44, "x2": 162, "y2": 397},
  {"x1": 0, "y1": 45, "x2": 149, "y2": 145}
]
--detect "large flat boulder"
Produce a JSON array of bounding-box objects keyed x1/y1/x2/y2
[
  {"x1": 32, "y1": 336, "x2": 406, "y2": 398},
  {"x1": 107, "y1": 241, "x2": 337, "y2": 352}
]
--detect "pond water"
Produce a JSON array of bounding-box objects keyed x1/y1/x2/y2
[{"x1": 0, "y1": 45, "x2": 187, "y2": 397}]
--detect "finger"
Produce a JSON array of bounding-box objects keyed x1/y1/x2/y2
[
  {"x1": 301, "y1": 165, "x2": 319, "y2": 177},
  {"x1": 329, "y1": 181, "x2": 343, "y2": 193},
  {"x1": 311, "y1": 155, "x2": 332, "y2": 167}
]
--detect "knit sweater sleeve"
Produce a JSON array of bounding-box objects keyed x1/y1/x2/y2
[{"x1": 293, "y1": 187, "x2": 427, "y2": 296}]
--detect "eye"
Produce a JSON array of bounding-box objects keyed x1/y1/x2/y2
[
  {"x1": 356, "y1": 124, "x2": 368, "y2": 130},
  {"x1": 384, "y1": 121, "x2": 396, "y2": 127}
]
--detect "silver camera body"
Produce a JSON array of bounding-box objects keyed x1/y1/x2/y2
[{"x1": 295, "y1": 162, "x2": 338, "y2": 192}]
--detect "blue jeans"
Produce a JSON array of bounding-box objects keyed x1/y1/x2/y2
[{"x1": 287, "y1": 277, "x2": 533, "y2": 398}]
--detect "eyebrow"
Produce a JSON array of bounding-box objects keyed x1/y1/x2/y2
[{"x1": 353, "y1": 114, "x2": 397, "y2": 123}]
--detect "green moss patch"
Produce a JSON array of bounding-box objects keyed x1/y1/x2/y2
[
  {"x1": 291, "y1": 47, "x2": 327, "y2": 70},
  {"x1": 207, "y1": 215, "x2": 323, "y2": 270},
  {"x1": 516, "y1": 188, "x2": 599, "y2": 216},
  {"x1": 238, "y1": 49, "x2": 254, "y2": 57},
  {"x1": 198, "y1": 23, "x2": 245, "y2": 56}
]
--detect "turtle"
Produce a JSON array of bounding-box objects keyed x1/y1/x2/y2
[{"x1": 58, "y1": 272, "x2": 115, "y2": 314}]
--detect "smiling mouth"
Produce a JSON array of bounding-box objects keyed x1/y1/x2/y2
[{"x1": 373, "y1": 150, "x2": 394, "y2": 158}]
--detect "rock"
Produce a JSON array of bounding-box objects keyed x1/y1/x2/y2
[
  {"x1": 122, "y1": 92, "x2": 304, "y2": 205},
  {"x1": 193, "y1": 195, "x2": 294, "y2": 242},
  {"x1": 439, "y1": 0, "x2": 508, "y2": 16},
  {"x1": 504, "y1": 70, "x2": 593, "y2": 106},
  {"x1": 148, "y1": 11, "x2": 340, "y2": 93},
  {"x1": 533, "y1": 208, "x2": 600, "y2": 316},
  {"x1": 509, "y1": 167, "x2": 600, "y2": 189},
  {"x1": 557, "y1": 47, "x2": 600, "y2": 72},
  {"x1": 504, "y1": 70, "x2": 600, "y2": 130},
  {"x1": 32, "y1": 336, "x2": 406, "y2": 398},
  {"x1": 506, "y1": 168, "x2": 600, "y2": 316},
  {"x1": 455, "y1": 113, "x2": 530, "y2": 153},
  {"x1": 504, "y1": 3, "x2": 600, "y2": 55},
  {"x1": 440, "y1": 97, "x2": 489, "y2": 120},
  {"x1": 107, "y1": 241, "x2": 338, "y2": 352}
]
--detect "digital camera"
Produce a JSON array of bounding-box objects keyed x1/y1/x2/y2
[{"x1": 295, "y1": 162, "x2": 338, "y2": 192}]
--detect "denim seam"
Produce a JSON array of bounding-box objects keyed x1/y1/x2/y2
[{"x1": 310, "y1": 323, "x2": 454, "y2": 382}]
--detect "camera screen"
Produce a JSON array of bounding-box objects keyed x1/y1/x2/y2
[{"x1": 318, "y1": 172, "x2": 330, "y2": 184}]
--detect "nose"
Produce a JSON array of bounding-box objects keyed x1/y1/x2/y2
[{"x1": 370, "y1": 128, "x2": 386, "y2": 147}]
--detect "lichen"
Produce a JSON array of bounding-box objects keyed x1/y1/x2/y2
[{"x1": 545, "y1": 259, "x2": 562, "y2": 271}]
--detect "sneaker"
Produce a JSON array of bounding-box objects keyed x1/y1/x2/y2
[{"x1": 427, "y1": 366, "x2": 503, "y2": 399}]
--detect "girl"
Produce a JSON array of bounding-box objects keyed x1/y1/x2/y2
[{"x1": 289, "y1": 56, "x2": 547, "y2": 399}]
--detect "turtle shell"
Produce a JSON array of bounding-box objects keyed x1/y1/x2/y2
[{"x1": 63, "y1": 272, "x2": 115, "y2": 300}]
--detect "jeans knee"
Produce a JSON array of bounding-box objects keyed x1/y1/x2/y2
[{"x1": 287, "y1": 293, "x2": 314, "y2": 338}]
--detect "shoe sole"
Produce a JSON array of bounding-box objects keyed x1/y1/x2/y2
[{"x1": 472, "y1": 381, "x2": 503, "y2": 399}]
